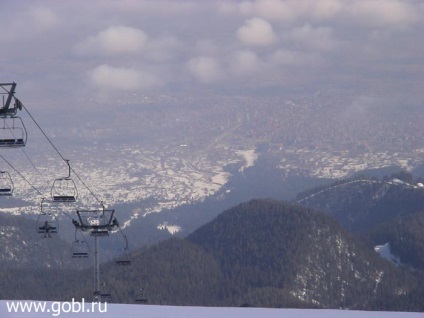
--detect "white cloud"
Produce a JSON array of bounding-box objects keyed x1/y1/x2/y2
[
  {"x1": 347, "y1": 0, "x2": 419, "y2": 28},
  {"x1": 89, "y1": 64, "x2": 159, "y2": 91},
  {"x1": 2, "y1": 0, "x2": 424, "y2": 99},
  {"x1": 307, "y1": 0, "x2": 343, "y2": 20},
  {"x1": 270, "y1": 48, "x2": 321, "y2": 66},
  {"x1": 187, "y1": 57, "x2": 222, "y2": 83},
  {"x1": 237, "y1": 0, "x2": 344, "y2": 23},
  {"x1": 236, "y1": 17, "x2": 277, "y2": 46},
  {"x1": 289, "y1": 24, "x2": 337, "y2": 52},
  {"x1": 239, "y1": 0, "x2": 294, "y2": 22},
  {"x1": 144, "y1": 36, "x2": 183, "y2": 62},
  {"x1": 229, "y1": 50, "x2": 261, "y2": 76},
  {"x1": 74, "y1": 26, "x2": 148, "y2": 57}
]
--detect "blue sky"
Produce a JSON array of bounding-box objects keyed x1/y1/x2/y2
[{"x1": 1, "y1": 0, "x2": 424, "y2": 108}]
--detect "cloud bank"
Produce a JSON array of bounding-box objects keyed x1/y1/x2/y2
[{"x1": 0, "y1": 0, "x2": 423, "y2": 100}]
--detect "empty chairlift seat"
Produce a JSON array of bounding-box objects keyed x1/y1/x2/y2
[
  {"x1": 0, "y1": 171, "x2": 13, "y2": 196},
  {"x1": 0, "y1": 117, "x2": 27, "y2": 148},
  {"x1": 51, "y1": 160, "x2": 78, "y2": 203},
  {"x1": 51, "y1": 177, "x2": 78, "y2": 202},
  {"x1": 115, "y1": 248, "x2": 131, "y2": 266},
  {"x1": 72, "y1": 240, "x2": 89, "y2": 258}
]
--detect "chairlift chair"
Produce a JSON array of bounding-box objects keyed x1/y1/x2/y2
[
  {"x1": 100, "y1": 293, "x2": 112, "y2": 302},
  {"x1": 115, "y1": 232, "x2": 131, "y2": 265},
  {"x1": 135, "y1": 298, "x2": 148, "y2": 304},
  {"x1": 36, "y1": 199, "x2": 59, "y2": 238},
  {"x1": 100, "y1": 283, "x2": 112, "y2": 302},
  {"x1": 135, "y1": 288, "x2": 148, "y2": 304},
  {"x1": 0, "y1": 116, "x2": 27, "y2": 148},
  {"x1": 36, "y1": 213, "x2": 58, "y2": 237},
  {"x1": 115, "y1": 248, "x2": 131, "y2": 266},
  {"x1": 0, "y1": 171, "x2": 13, "y2": 196},
  {"x1": 51, "y1": 160, "x2": 77, "y2": 203},
  {"x1": 72, "y1": 240, "x2": 89, "y2": 258}
]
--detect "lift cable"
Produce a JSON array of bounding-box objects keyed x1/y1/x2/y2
[
  {"x1": 0, "y1": 153, "x2": 75, "y2": 222},
  {"x1": 5, "y1": 93, "x2": 126, "y2": 262},
  {"x1": 1, "y1": 153, "x2": 95, "y2": 259},
  {"x1": 0, "y1": 153, "x2": 46, "y2": 200},
  {"x1": 21, "y1": 104, "x2": 103, "y2": 204},
  {"x1": 3, "y1": 120, "x2": 50, "y2": 188}
]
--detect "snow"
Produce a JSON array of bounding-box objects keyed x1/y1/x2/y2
[
  {"x1": 1, "y1": 301, "x2": 423, "y2": 318},
  {"x1": 236, "y1": 149, "x2": 258, "y2": 172},
  {"x1": 157, "y1": 222, "x2": 182, "y2": 235},
  {"x1": 374, "y1": 243, "x2": 400, "y2": 265}
]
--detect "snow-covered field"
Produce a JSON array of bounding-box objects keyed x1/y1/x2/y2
[{"x1": 1, "y1": 301, "x2": 422, "y2": 318}]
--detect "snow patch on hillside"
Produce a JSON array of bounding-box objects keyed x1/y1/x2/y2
[
  {"x1": 374, "y1": 243, "x2": 400, "y2": 265},
  {"x1": 236, "y1": 149, "x2": 258, "y2": 172},
  {"x1": 157, "y1": 222, "x2": 181, "y2": 235}
]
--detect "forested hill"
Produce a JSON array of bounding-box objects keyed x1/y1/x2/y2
[
  {"x1": 1, "y1": 199, "x2": 423, "y2": 311},
  {"x1": 94, "y1": 199, "x2": 421, "y2": 310},
  {"x1": 295, "y1": 173, "x2": 424, "y2": 270},
  {"x1": 185, "y1": 199, "x2": 420, "y2": 310},
  {"x1": 0, "y1": 213, "x2": 78, "y2": 269}
]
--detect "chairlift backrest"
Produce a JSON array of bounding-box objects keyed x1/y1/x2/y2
[
  {"x1": 72, "y1": 240, "x2": 89, "y2": 258},
  {"x1": 0, "y1": 171, "x2": 13, "y2": 196},
  {"x1": 51, "y1": 160, "x2": 78, "y2": 203},
  {"x1": 0, "y1": 117, "x2": 27, "y2": 148}
]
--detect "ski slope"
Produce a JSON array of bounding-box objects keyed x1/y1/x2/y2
[{"x1": 1, "y1": 301, "x2": 423, "y2": 318}]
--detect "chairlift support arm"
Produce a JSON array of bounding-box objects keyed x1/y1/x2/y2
[
  {"x1": 0, "y1": 83, "x2": 22, "y2": 116},
  {"x1": 1, "y1": 82, "x2": 16, "y2": 111}
]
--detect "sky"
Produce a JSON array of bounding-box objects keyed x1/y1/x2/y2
[{"x1": 1, "y1": 0, "x2": 424, "y2": 108}]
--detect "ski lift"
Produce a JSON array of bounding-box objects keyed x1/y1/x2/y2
[
  {"x1": 100, "y1": 293, "x2": 112, "y2": 302},
  {"x1": 0, "y1": 171, "x2": 13, "y2": 196},
  {"x1": 71, "y1": 230, "x2": 89, "y2": 258},
  {"x1": 76, "y1": 204, "x2": 117, "y2": 236},
  {"x1": 0, "y1": 83, "x2": 26, "y2": 147},
  {"x1": 51, "y1": 160, "x2": 78, "y2": 203},
  {"x1": 0, "y1": 116, "x2": 27, "y2": 147},
  {"x1": 1, "y1": 82, "x2": 20, "y2": 117},
  {"x1": 115, "y1": 233, "x2": 131, "y2": 266},
  {"x1": 100, "y1": 283, "x2": 112, "y2": 302},
  {"x1": 72, "y1": 240, "x2": 89, "y2": 258},
  {"x1": 115, "y1": 248, "x2": 131, "y2": 266},
  {"x1": 134, "y1": 288, "x2": 148, "y2": 304},
  {"x1": 36, "y1": 199, "x2": 59, "y2": 238}
]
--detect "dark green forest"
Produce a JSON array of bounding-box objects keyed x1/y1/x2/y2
[
  {"x1": 1, "y1": 172, "x2": 424, "y2": 311},
  {"x1": 1, "y1": 198, "x2": 423, "y2": 311}
]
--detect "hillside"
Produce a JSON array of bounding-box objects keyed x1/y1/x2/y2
[
  {"x1": 1, "y1": 199, "x2": 423, "y2": 311},
  {"x1": 0, "y1": 213, "x2": 79, "y2": 270},
  {"x1": 96, "y1": 200, "x2": 421, "y2": 310},
  {"x1": 186, "y1": 200, "x2": 419, "y2": 310},
  {"x1": 295, "y1": 173, "x2": 424, "y2": 270}
]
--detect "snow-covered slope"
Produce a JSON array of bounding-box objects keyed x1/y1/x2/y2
[{"x1": 1, "y1": 301, "x2": 422, "y2": 318}]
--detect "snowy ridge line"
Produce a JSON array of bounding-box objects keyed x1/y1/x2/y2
[
  {"x1": 295, "y1": 178, "x2": 420, "y2": 204},
  {"x1": 1, "y1": 301, "x2": 423, "y2": 318}
]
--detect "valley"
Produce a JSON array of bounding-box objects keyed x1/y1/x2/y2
[{"x1": 1, "y1": 90, "x2": 424, "y2": 231}]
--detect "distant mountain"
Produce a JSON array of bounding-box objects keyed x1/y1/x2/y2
[
  {"x1": 295, "y1": 172, "x2": 424, "y2": 270},
  {"x1": 1, "y1": 199, "x2": 423, "y2": 310}
]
